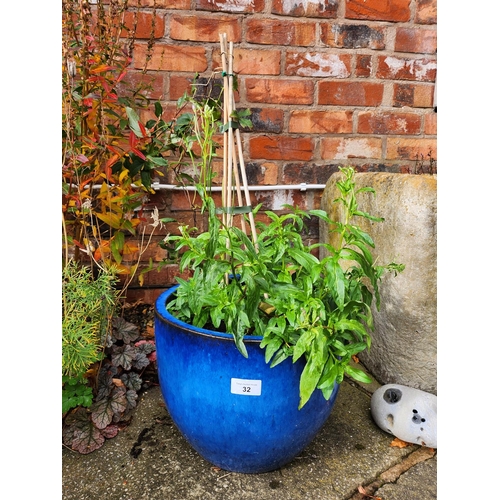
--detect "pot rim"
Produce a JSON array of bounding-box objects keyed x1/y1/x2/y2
[{"x1": 155, "y1": 284, "x2": 263, "y2": 344}]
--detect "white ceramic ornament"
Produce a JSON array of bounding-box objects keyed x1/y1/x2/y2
[{"x1": 370, "y1": 384, "x2": 437, "y2": 448}]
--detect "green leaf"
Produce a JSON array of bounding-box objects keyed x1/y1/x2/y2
[
  {"x1": 308, "y1": 209, "x2": 332, "y2": 224},
  {"x1": 345, "y1": 364, "x2": 372, "y2": 384},
  {"x1": 317, "y1": 356, "x2": 338, "y2": 391},
  {"x1": 141, "y1": 169, "x2": 152, "y2": 189},
  {"x1": 292, "y1": 329, "x2": 315, "y2": 363},
  {"x1": 95, "y1": 212, "x2": 122, "y2": 230},
  {"x1": 288, "y1": 247, "x2": 318, "y2": 271},
  {"x1": 125, "y1": 106, "x2": 144, "y2": 138},
  {"x1": 298, "y1": 332, "x2": 328, "y2": 408},
  {"x1": 154, "y1": 101, "x2": 163, "y2": 118},
  {"x1": 269, "y1": 347, "x2": 289, "y2": 367},
  {"x1": 110, "y1": 232, "x2": 124, "y2": 264},
  {"x1": 325, "y1": 259, "x2": 346, "y2": 309},
  {"x1": 334, "y1": 318, "x2": 368, "y2": 341},
  {"x1": 146, "y1": 155, "x2": 169, "y2": 166},
  {"x1": 352, "y1": 210, "x2": 384, "y2": 223},
  {"x1": 261, "y1": 335, "x2": 284, "y2": 364},
  {"x1": 234, "y1": 335, "x2": 248, "y2": 358},
  {"x1": 298, "y1": 354, "x2": 323, "y2": 409},
  {"x1": 62, "y1": 382, "x2": 94, "y2": 413}
]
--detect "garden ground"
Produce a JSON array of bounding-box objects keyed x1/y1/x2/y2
[{"x1": 62, "y1": 356, "x2": 437, "y2": 500}]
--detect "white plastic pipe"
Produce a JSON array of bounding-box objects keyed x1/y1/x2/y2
[
  {"x1": 84, "y1": 182, "x2": 326, "y2": 192},
  {"x1": 150, "y1": 182, "x2": 326, "y2": 192}
]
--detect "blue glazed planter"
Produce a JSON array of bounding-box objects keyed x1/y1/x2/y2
[{"x1": 154, "y1": 285, "x2": 340, "y2": 473}]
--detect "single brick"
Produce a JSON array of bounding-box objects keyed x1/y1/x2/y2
[
  {"x1": 320, "y1": 137, "x2": 383, "y2": 160},
  {"x1": 213, "y1": 48, "x2": 281, "y2": 75},
  {"x1": 416, "y1": 0, "x2": 437, "y2": 24},
  {"x1": 395, "y1": 28, "x2": 437, "y2": 54},
  {"x1": 346, "y1": 0, "x2": 411, "y2": 22},
  {"x1": 245, "y1": 162, "x2": 279, "y2": 185},
  {"x1": 285, "y1": 51, "x2": 350, "y2": 78},
  {"x1": 245, "y1": 78, "x2": 314, "y2": 105},
  {"x1": 289, "y1": 110, "x2": 353, "y2": 134},
  {"x1": 386, "y1": 138, "x2": 437, "y2": 159},
  {"x1": 271, "y1": 0, "x2": 338, "y2": 17},
  {"x1": 133, "y1": 43, "x2": 207, "y2": 72},
  {"x1": 191, "y1": 76, "x2": 228, "y2": 102},
  {"x1": 377, "y1": 55, "x2": 437, "y2": 82},
  {"x1": 358, "y1": 111, "x2": 422, "y2": 135},
  {"x1": 356, "y1": 54, "x2": 372, "y2": 77},
  {"x1": 248, "y1": 108, "x2": 284, "y2": 133},
  {"x1": 424, "y1": 112, "x2": 437, "y2": 135},
  {"x1": 196, "y1": 0, "x2": 266, "y2": 12},
  {"x1": 169, "y1": 75, "x2": 192, "y2": 100},
  {"x1": 123, "y1": 11, "x2": 165, "y2": 39},
  {"x1": 318, "y1": 81, "x2": 384, "y2": 106},
  {"x1": 245, "y1": 18, "x2": 316, "y2": 46},
  {"x1": 170, "y1": 15, "x2": 241, "y2": 42},
  {"x1": 139, "y1": 193, "x2": 168, "y2": 217},
  {"x1": 283, "y1": 163, "x2": 339, "y2": 184},
  {"x1": 169, "y1": 190, "x2": 206, "y2": 211},
  {"x1": 393, "y1": 83, "x2": 434, "y2": 108},
  {"x1": 118, "y1": 71, "x2": 166, "y2": 100},
  {"x1": 249, "y1": 136, "x2": 314, "y2": 161},
  {"x1": 320, "y1": 23, "x2": 385, "y2": 49}
]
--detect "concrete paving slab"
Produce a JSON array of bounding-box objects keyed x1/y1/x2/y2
[
  {"x1": 62, "y1": 377, "x2": 436, "y2": 500},
  {"x1": 376, "y1": 456, "x2": 437, "y2": 500}
]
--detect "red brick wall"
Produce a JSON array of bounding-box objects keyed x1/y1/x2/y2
[{"x1": 122, "y1": 0, "x2": 437, "y2": 301}]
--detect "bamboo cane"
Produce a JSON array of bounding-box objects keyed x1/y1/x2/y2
[
  {"x1": 227, "y1": 42, "x2": 249, "y2": 235},
  {"x1": 225, "y1": 41, "x2": 235, "y2": 230},
  {"x1": 226, "y1": 40, "x2": 257, "y2": 244},
  {"x1": 219, "y1": 33, "x2": 229, "y2": 228}
]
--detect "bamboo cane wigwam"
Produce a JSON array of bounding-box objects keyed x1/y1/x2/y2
[{"x1": 218, "y1": 33, "x2": 258, "y2": 246}]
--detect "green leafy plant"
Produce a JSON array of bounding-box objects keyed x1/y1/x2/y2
[
  {"x1": 157, "y1": 62, "x2": 404, "y2": 409},
  {"x1": 162, "y1": 76, "x2": 252, "y2": 210},
  {"x1": 165, "y1": 166, "x2": 404, "y2": 409},
  {"x1": 62, "y1": 261, "x2": 117, "y2": 397},
  {"x1": 62, "y1": 0, "x2": 172, "y2": 288},
  {"x1": 62, "y1": 376, "x2": 94, "y2": 415}
]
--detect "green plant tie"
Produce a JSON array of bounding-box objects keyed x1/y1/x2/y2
[
  {"x1": 216, "y1": 206, "x2": 252, "y2": 215},
  {"x1": 220, "y1": 121, "x2": 239, "y2": 132}
]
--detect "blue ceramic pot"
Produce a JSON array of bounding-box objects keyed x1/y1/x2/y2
[{"x1": 154, "y1": 285, "x2": 340, "y2": 473}]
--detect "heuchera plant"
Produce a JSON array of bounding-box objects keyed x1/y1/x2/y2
[{"x1": 63, "y1": 305, "x2": 157, "y2": 455}]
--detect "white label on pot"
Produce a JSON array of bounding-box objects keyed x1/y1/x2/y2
[{"x1": 230, "y1": 378, "x2": 262, "y2": 396}]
